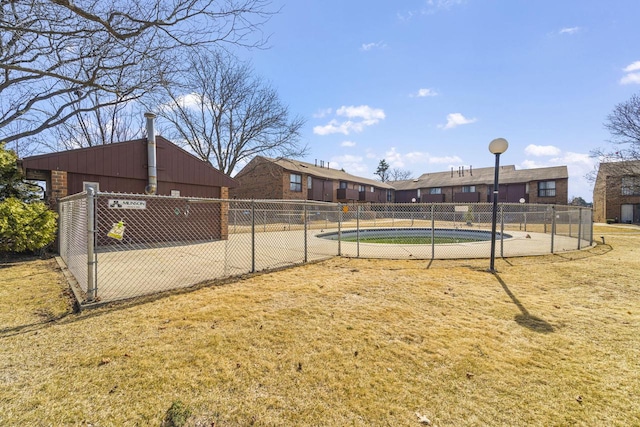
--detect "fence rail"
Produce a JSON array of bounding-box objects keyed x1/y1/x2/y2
[{"x1": 58, "y1": 192, "x2": 593, "y2": 308}]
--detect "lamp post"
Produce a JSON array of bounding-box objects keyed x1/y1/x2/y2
[{"x1": 488, "y1": 138, "x2": 509, "y2": 273}]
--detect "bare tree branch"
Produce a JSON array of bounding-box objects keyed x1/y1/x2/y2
[
  {"x1": 1, "y1": 0, "x2": 274, "y2": 147},
  {"x1": 153, "y1": 50, "x2": 306, "y2": 175},
  {"x1": 590, "y1": 92, "x2": 640, "y2": 180}
]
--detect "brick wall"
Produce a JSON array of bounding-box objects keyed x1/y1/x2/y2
[
  {"x1": 49, "y1": 170, "x2": 68, "y2": 208},
  {"x1": 528, "y1": 178, "x2": 568, "y2": 205},
  {"x1": 230, "y1": 158, "x2": 285, "y2": 199},
  {"x1": 219, "y1": 187, "x2": 229, "y2": 239},
  {"x1": 600, "y1": 176, "x2": 640, "y2": 222},
  {"x1": 281, "y1": 170, "x2": 308, "y2": 200},
  {"x1": 592, "y1": 173, "x2": 607, "y2": 222}
]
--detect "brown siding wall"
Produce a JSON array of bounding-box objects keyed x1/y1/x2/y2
[{"x1": 96, "y1": 197, "x2": 224, "y2": 247}]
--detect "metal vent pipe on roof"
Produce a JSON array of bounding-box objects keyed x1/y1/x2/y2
[{"x1": 144, "y1": 112, "x2": 157, "y2": 195}]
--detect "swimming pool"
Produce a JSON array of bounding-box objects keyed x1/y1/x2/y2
[{"x1": 317, "y1": 228, "x2": 512, "y2": 244}]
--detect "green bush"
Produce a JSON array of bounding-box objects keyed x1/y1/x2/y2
[{"x1": 0, "y1": 198, "x2": 58, "y2": 253}]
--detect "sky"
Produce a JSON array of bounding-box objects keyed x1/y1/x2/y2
[{"x1": 233, "y1": 0, "x2": 640, "y2": 202}]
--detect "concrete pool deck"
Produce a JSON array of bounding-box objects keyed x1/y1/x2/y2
[{"x1": 68, "y1": 227, "x2": 593, "y2": 306}]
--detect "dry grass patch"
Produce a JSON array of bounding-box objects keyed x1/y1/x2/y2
[{"x1": 1, "y1": 226, "x2": 639, "y2": 426}]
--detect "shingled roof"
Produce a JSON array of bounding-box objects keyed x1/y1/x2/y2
[
  {"x1": 391, "y1": 165, "x2": 568, "y2": 190},
  {"x1": 261, "y1": 157, "x2": 395, "y2": 189}
]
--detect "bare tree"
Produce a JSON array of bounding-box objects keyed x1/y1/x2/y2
[
  {"x1": 153, "y1": 50, "x2": 306, "y2": 175},
  {"x1": 34, "y1": 90, "x2": 146, "y2": 151},
  {"x1": 389, "y1": 167, "x2": 413, "y2": 181},
  {"x1": 590, "y1": 92, "x2": 640, "y2": 179},
  {"x1": 0, "y1": 0, "x2": 273, "y2": 149}
]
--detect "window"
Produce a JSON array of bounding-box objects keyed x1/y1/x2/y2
[
  {"x1": 339, "y1": 181, "x2": 348, "y2": 189},
  {"x1": 538, "y1": 181, "x2": 556, "y2": 197},
  {"x1": 358, "y1": 185, "x2": 365, "y2": 192},
  {"x1": 417, "y1": 189, "x2": 421, "y2": 198},
  {"x1": 429, "y1": 187, "x2": 441, "y2": 194},
  {"x1": 170, "y1": 190, "x2": 180, "y2": 197},
  {"x1": 386, "y1": 189, "x2": 393, "y2": 202},
  {"x1": 290, "y1": 173, "x2": 302, "y2": 192},
  {"x1": 622, "y1": 176, "x2": 640, "y2": 195},
  {"x1": 462, "y1": 185, "x2": 476, "y2": 193},
  {"x1": 370, "y1": 186, "x2": 374, "y2": 193},
  {"x1": 307, "y1": 176, "x2": 312, "y2": 189}
]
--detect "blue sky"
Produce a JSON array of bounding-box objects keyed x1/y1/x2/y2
[{"x1": 237, "y1": 0, "x2": 640, "y2": 201}]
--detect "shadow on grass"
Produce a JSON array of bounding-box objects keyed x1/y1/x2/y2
[{"x1": 493, "y1": 273, "x2": 554, "y2": 334}]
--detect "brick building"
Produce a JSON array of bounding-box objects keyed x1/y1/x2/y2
[
  {"x1": 230, "y1": 156, "x2": 395, "y2": 203},
  {"x1": 392, "y1": 165, "x2": 569, "y2": 205},
  {"x1": 593, "y1": 161, "x2": 640, "y2": 223}
]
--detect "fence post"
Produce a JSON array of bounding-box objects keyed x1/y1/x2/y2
[
  {"x1": 569, "y1": 209, "x2": 573, "y2": 237},
  {"x1": 304, "y1": 204, "x2": 308, "y2": 263},
  {"x1": 431, "y1": 204, "x2": 435, "y2": 260},
  {"x1": 589, "y1": 209, "x2": 594, "y2": 245},
  {"x1": 251, "y1": 200, "x2": 256, "y2": 273},
  {"x1": 577, "y1": 208, "x2": 583, "y2": 250},
  {"x1": 550, "y1": 205, "x2": 556, "y2": 254},
  {"x1": 500, "y1": 205, "x2": 505, "y2": 258},
  {"x1": 500, "y1": 205, "x2": 504, "y2": 258},
  {"x1": 338, "y1": 204, "x2": 342, "y2": 256},
  {"x1": 356, "y1": 204, "x2": 360, "y2": 258},
  {"x1": 86, "y1": 189, "x2": 97, "y2": 301}
]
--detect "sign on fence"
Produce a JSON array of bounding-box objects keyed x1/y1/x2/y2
[{"x1": 108, "y1": 199, "x2": 147, "y2": 210}]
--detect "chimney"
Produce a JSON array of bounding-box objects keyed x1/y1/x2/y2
[{"x1": 144, "y1": 112, "x2": 158, "y2": 195}]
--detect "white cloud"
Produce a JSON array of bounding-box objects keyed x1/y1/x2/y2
[
  {"x1": 313, "y1": 108, "x2": 332, "y2": 118},
  {"x1": 520, "y1": 151, "x2": 596, "y2": 201},
  {"x1": 361, "y1": 41, "x2": 387, "y2": 51},
  {"x1": 423, "y1": 0, "x2": 465, "y2": 14},
  {"x1": 429, "y1": 155, "x2": 463, "y2": 164},
  {"x1": 411, "y1": 88, "x2": 438, "y2": 98},
  {"x1": 559, "y1": 26, "x2": 580, "y2": 35},
  {"x1": 621, "y1": 73, "x2": 640, "y2": 85},
  {"x1": 620, "y1": 61, "x2": 640, "y2": 85},
  {"x1": 341, "y1": 140, "x2": 356, "y2": 147},
  {"x1": 623, "y1": 61, "x2": 640, "y2": 72},
  {"x1": 337, "y1": 105, "x2": 385, "y2": 121},
  {"x1": 398, "y1": 0, "x2": 464, "y2": 20},
  {"x1": 314, "y1": 105, "x2": 386, "y2": 135},
  {"x1": 438, "y1": 113, "x2": 477, "y2": 130},
  {"x1": 524, "y1": 144, "x2": 562, "y2": 156},
  {"x1": 157, "y1": 92, "x2": 205, "y2": 113},
  {"x1": 385, "y1": 147, "x2": 404, "y2": 167},
  {"x1": 330, "y1": 154, "x2": 368, "y2": 175}
]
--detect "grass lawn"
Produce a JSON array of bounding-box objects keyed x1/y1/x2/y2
[{"x1": 0, "y1": 224, "x2": 639, "y2": 426}]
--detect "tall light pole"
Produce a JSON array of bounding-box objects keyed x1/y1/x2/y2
[{"x1": 488, "y1": 138, "x2": 508, "y2": 273}]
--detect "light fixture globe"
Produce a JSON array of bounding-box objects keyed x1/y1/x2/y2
[{"x1": 489, "y1": 138, "x2": 509, "y2": 154}]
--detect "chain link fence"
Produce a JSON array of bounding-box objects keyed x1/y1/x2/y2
[{"x1": 58, "y1": 192, "x2": 593, "y2": 308}]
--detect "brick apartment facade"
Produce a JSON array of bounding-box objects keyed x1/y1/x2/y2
[
  {"x1": 393, "y1": 165, "x2": 569, "y2": 205},
  {"x1": 230, "y1": 156, "x2": 394, "y2": 203},
  {"x1": 593, "y1": 161, "x2": 640, "y2": 223}
]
